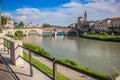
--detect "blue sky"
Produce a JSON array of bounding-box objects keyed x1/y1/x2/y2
[{"x1": 2, "y1": 0, "x2": 120, "y2": 26}]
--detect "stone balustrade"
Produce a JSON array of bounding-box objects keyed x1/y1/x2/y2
[{"x1": 0, "y1": 35, "x2": 24, "y2": 66}]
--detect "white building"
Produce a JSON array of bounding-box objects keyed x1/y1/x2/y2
[
  {"x1": 3, "y1": 19, "x2": 14, "y2": 29},
  {"x1": 70, "y1": 23, "x2": 77, "y2": 30},
  {"x1": 26, "y1": 22, "x2": 32, "y2": 28},
  {"x1": 94, "y1": 17, "x2": 120, "y2": 32}
]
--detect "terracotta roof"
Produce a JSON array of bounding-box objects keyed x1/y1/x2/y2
[
  {"x1": 94, "y1": 21, "x2": 103, "y2": 24},
  {"x1": 104, "y1": 17, "x2": 120, "y2": 20}
]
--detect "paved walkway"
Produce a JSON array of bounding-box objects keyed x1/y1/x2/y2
[
  {"x1": 0, "y1": 51, "x2": 51, "y2": 80},
  {"x1": 0, "y1": 59, "x2": 13, "y2": 80}
]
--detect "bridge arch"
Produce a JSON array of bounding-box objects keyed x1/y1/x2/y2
[
  {"x1": 26, "y1": 29, "x2": 42, "y2": 36},
  {"x1": 27, "y1": 30, "x2": 39, "y2": 35}
]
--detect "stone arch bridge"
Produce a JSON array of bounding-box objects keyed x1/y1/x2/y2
[
  {"x1": 42, "y1": 27, "x2": 71, "y2": 35},
  {"x1": 2, "y1": 27, "x2": 71, "y2": 36},
  {"x1": 2, "y1": 28, "x2": 42, "y2": 36}
]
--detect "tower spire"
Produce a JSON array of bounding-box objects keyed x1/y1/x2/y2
[{"x1": 84, "y1": 11, "x2": 87, "y2": 22}]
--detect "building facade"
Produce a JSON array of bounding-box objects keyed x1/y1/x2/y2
[
  {"x1": 77, "y1": 11, "x2": 96, "y2": 33},
  {"x1": 94, "y1": 17, "x2": 120, "y2": 33},
  {"x1": 3, "y1": 19, "x2": 14, "y2": 29}
]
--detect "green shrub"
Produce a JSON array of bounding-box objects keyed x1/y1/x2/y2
[
  {"x1": 80, "y1": 33, "x2": 120, "y2": 42},
  {"x1": 111, "y1": 32, "x2": 115, "y2": 36},
  {"x1": 99, "y1": 32, "x2": 109, "y2": 36},
  {"x1": 6, "y1": 34, "x2": 22, "y2": 40},
  {"x1": 15, "y1": 30, "x2": 23, "y2": 36},
  {"x1": 23, "y1": 42, "x2": 50, "y2": 57}
]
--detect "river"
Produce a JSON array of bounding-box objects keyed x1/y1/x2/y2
[{"x1": 22, "y1": 34, "x2": 120, "y2": 76}]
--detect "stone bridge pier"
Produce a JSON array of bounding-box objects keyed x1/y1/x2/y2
[{"x1": 43, "y1": 27, "x2": 71, "y2": 36}]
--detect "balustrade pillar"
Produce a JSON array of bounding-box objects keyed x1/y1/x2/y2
[{"x1": 9, "y1": 39, "x2": 24, "y2": 65}]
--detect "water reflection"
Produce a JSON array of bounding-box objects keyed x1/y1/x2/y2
[{"x1": 23, "y1": 35, "x2": 120, "y2": 75}]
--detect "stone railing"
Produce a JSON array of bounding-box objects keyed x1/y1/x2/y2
[{"x1": 0, "y1": 35, "x2": 24, "y2": 65}]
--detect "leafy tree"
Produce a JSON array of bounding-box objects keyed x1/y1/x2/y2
[
  {"x1": 42, "y1": 23, "x2": 51, "y2": 27},
  {"x1": 1, "y1": 16, "x2": 7, "y2": 25},
  {"x1": 19, "y1": 21, "x2": 24, "y2": 26}
]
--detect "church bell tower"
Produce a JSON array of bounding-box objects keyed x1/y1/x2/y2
[{"x1": 84, "y1": 11, "x2": 87, "y2": 22}]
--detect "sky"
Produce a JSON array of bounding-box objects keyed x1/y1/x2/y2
[{"x1": 1, "y1": 0, "x2": 120, "y2": 26}]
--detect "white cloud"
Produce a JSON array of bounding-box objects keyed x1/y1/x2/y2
[
  {"x1": 2, "y1": 12, "x2": 12, "y2": 17},
  {"x1": 62, "y1": 2, "x2": 82, "y2": 7},
  {"x1": 2, "y1": 0, "x2": 120, "y2": 26},
  {"x1": 16, "y1": 16, "x2": 27, "y2": 21}
]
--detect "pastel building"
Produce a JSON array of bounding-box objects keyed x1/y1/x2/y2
[
  {"x1": 94, "y1": 17, "x2": 120, "y2": 32},
  {"x1": 77, "y1": 11, "x2": 96, "y2": 32}
]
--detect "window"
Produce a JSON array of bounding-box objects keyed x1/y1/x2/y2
[
  {"x1": 112, "y1": 24, "x2": 114, "y2": 27},
  {"x1": 116, "y1": 24, "x2": 117, "y2": 27}
]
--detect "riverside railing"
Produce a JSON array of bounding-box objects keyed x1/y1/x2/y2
[{"x1": 0, "y1": 43, "x2": 20, "y2": 80}]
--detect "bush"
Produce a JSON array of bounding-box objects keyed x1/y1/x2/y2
[
  {"x1": 99, "y1": 32, "x2": 109, "y2": 36},
  {"x1": 15, "y1": 30, "x2": 23, "y2": 36},
  {"x1": 23, "y1": 42, "x2": 50, "y2": 57},
  {"x1": 80, "y1": 33, "x2": 120, "y2": 42},
  {"x1": 111, "y1": 32, "x2": 115, "y2": 36},
  {"x1": 6, "y1": 34, "x2": 22, "y2": 40}
]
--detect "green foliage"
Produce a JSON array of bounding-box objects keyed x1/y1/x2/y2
[
  {"x1": 81, "y1": 33, "x2": 120, "y2": 42},
  {"x1": 19, "y1": 21, "x2": 24, "y2": 26},
  {"x1": 54, "y1": 57, "x2": 78, "y2": 67},
  {"x1": 23, "y1": 52, "x2": 70, "y2": 80},
  {"x1": 54, "y1": 57, "x2": 111, "y2": 80},
  {"x1": 1, "y1": 16, "x2": 7, "y2": 25},
  {"x1": 99, "y1": 32, "x2": 109, "y2": 36},
  {"x1": 42, "y1": 23, "x2": 51, "y2": 27},
  {"x1": 4, "y1": 39, "x2": 10, "y2": 48},
  {"x1": 112, "y1": 67, "x2": 120, "y2": 79},
  {"x1": 23, "y1": 42, "x2": 50, "y2": 57},
  {"x1": 15, "y1": 30, "x2": 23, "y2": 36},
  {"x1": 111, "y1": 32, "x2": 115, "y2": 36},
  {"x1": 6, "y1": 34, "x2": 22, "y2": 40}
]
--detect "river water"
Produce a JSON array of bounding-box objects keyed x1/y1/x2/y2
[{"x1": 22, "y1": 34, "x2": 120, "y2": 75}]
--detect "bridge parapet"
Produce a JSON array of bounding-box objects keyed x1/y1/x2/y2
[{"x1": 42, "y1": 27, "x2": 71, "y2": 36}]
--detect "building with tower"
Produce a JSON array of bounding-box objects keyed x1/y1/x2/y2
[
  {"x1": 77, "y1": 11, "x2": 95, "y2": 33},
  {"x1": 84, "y1": 11, "x2": 87, "y2": 23}
]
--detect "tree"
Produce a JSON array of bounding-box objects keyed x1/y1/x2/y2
[
  {"x1": 1, "y1": 16, "x2": 7, "y2": 25},
  {"x1": 42, "y1": 23, "x2": 51, "y2": 27},
  {"x1": 19, "y1": 21, "x2": 24, "y2": 26}
]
